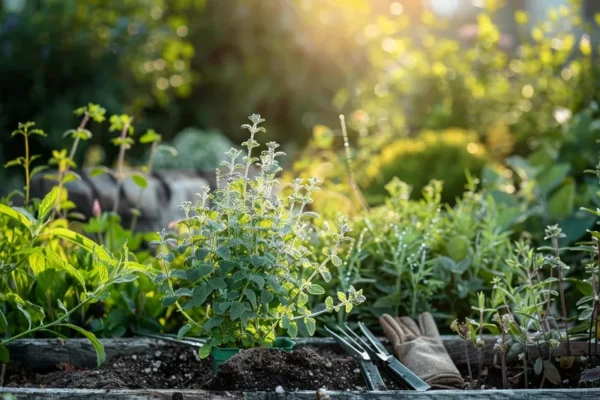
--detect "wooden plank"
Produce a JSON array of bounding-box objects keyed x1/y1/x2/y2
[
  {"x1": 2, "y1": 388, "x2": 600, "y2": 400},
  {"x1": 4, "y1": 336, "x2": 596, "y2": 371},
  {"x1": 5, "y1": 338, "x2": 160, "y2": 371},
  {"x1": 0, "y1": 388, "x2": 239, "y2": 400}
]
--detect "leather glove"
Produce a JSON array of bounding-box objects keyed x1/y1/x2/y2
[{"x1": 380, "y1": 312, "x2": 464, "y2": 389}]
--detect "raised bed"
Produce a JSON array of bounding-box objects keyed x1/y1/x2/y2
[{"x1": 1, "y1": 336, "x2": 599, "y2": 399}]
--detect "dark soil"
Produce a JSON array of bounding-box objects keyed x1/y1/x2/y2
[
  {"x1": 206, "y1": 347, "x2": 364, "y2": 391},
  {"x1": 457, "y1": 358, "x2": 587, "y2": 390},
  {"x1": 5, "y1": 344, "x2": 393, "y2": 391},
  {"x1": 5, "y1": 344, "x2": 213, "y2": 390}
]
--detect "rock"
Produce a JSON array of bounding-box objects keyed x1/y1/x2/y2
[
  {"x1": 275, "y1": 385, "x2": 285, "y2": 393},
  {"x1": 29, "y1": 168, "x2": 215, "y2": 232}
]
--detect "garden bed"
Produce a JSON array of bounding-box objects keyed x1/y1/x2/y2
[{"x1": 2, "y1": 337, "x2": 599, "y2": 399}]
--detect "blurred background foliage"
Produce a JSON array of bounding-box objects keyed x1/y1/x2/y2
[{"x1": 1, "y1": 0, "x2": 599, "y2": 243}]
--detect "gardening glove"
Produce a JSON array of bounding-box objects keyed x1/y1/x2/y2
[{"x1": 380, "y1": 312, "x2": 464, "y2": 389}]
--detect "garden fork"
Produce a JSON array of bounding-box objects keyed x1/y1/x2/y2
[
  {"x1": 324, "y1": 325, "x2": 387, "y2": 391},
  {"x1": 355, "y1": 321, "x2": 431, "y2": 391}
]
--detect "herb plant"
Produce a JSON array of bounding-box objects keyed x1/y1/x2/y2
[
  {"x1": 155, "y1": 114, "x2": 365, "y2": 356},
  {"x1": 0, "y1": 120, "x2": 151, "y2": 368}
]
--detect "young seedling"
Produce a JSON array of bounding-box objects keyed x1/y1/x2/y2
[
  {"x1": 544, "y1": 225, "x2": 571, "y2": 358},
  {"x1": 493, "y1": 313, "x2": 513, "y2": 389},
  {"x1": 470, "y1": 291, "x2": 495, "y2": 387},
  {"x1": 4, "y1": 122, "x2": 48, "y2": 205},
  {"x1": 451, "y1": 318, "x2": 475, "y2": 387},
  {"x1": 53, "y1": 104, "x2": 106, "y2": 215}
]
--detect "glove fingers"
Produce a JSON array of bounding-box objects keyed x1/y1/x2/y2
[
  {"x1": 397, "y1": 316, "x2": 421, "y2": 337},
  {"x1": 394, "y1": 317, "x2": 416, "y2": 342},
  {"x1": 380, "y1": 314, "x2": 405, "y2": 345},
  {"x1": 418, "y1": 312, "x2": 440, "y2": 339}
]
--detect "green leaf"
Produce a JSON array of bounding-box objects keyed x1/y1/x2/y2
[
  {"x1": 131, "y1": 173, "x2": 148, "y2": 189},
  {"x1": 59, "y1": 324, "x2": 105, "y2": 367},
  {"x1": 534, "y1": 357, "x2": 543, "y2": 375},
  {"x1": 203, "y1": 317, "x2": 224, "y2": 332},
  {"x1": 248, "y1": 273, "x2": 265, "y2": 289},
  {"x1": 243, "y1": 289, "x2": 257, "y2": 309},
  {"x1": 325, "y1": 296, "x2": 334, "y2": 311},
  {"x1": 305, "y1": 317, "x2": 316, "y2": 336},
  {"x1": 261, "y1": 289, "x2": 274, "y2": 305},
  {"x1": 208, "y1": 277, "x2": 227, "y2": 289},
  {"x1": 139, "y1": 129, "x2": 161, "y2": 144},
  {"x1": 177, "y1": 323, "x2": 193, "y2": 339},
  {"x1": 62, "y1": 171, "x2": 81, "y2": 184},
  {"x1": 48, "y1": 228, "x2": 116, "y2": 266},
  {"x1": 307, "y1": 284, "x2": 325, "y2": 295},
  {"x1": 213, "y1": 302, "x2": 231, "y2": 314},
  {"x1": 162, "y1": 296, "x2": 178, "y2": 307},
  {"x1": 345, "y1": 303, "x2": 353, "y2": 313},
  {"x1": 0, "y1": 345, "x2": 9, "y2": 363},
  {"x1": 90, "y1": 167, "x2": 107, "y2": 177},
  {"x1": 186, "y1": 264, "x2": 215, "y2": 282},
  {"x1": 38, "y1": 186, "x2": 59, "y2": 219},
  {"x1": 28, "y1": 250, "x2": 46, "y2": 276},
  {"x1": 192, "y1": 285, "x2": 214, "y2": 306},
  {"x1": 447, "y1": 235, "x2": 470, "y2": 261},
  {"x1": 216, "y1": 247, "x2": 230, "y2": 260},
  {"x1": 332, "y1": 255, "x2": 343, "y2": 267},
  {"x1": 298, "y1": 292, "x2": 309, "y2": 307},
  {"x1": 320, "y1": 268, "x2": 332, "y2": 282},
  {"x1": 250, "y1": 255, "x2": 267, "y2": 267},
  {"x1": 230, "y1": 301, "x2": 246, "y2": 320},
  {"x1": 281, "y1": 315, "x2": 290, "y2": 329},
  {"x1": 198, "y1": 344, "x2": 212, "y2": 359},
  {"x1": 545, "y1": 361, "x2": 561, "y2": 385},
  {"x1": 337, "y1": 292, "x2": 347, "y2": 302},
  {"x1": 0, "y1": 203, "x2": 33, "y2": 229},
  {"x1": 287, "y1": 322, "x2": 298, "y2": 339},
  {"x1": 174, "y1": 288, "x2": 193, "y2": 297},
  {"x1": 44, "y1": 248, "x2": 86, "y2": 290}
]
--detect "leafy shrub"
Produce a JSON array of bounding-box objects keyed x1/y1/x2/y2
[
  {"x1": 153, "y1": 128, "x2": 233, "y2": 172},
  {"x1": 154, "y1": 115, "x2": 365, "y2": 355},
  {"x1": 346, "y1": 177, "x2": 511, "y2": 325},
  {"x1": 363, "y1": 129, "x2": 488, "y2": 204},
  {"x1": 0, "y1": 120, "x2": 152, "y2": 365}
]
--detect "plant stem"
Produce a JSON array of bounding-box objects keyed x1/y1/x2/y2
[
  {"x1": 553, "y1": 237, "x2": 570, "y2": 354},
  {"x1": 523, "y1": 340, "x2": 529, "y2": 389},
  {"x1": 24, "y1": 134, "x2": 30, "y2": 205},
  {"x1": 54, "y1": 113, "x2": 90, "y2": 216},
  {"x1": 112, "y1": 121, "x2": 131, "y2": 214},
  {"x1": 501, "y1": 330, "x2": 507, "y2": 389},
  {"x1": 339, "y1": 115, "x2": 369, "y2": 213},
  {"x1": 464, "y1": 339, "x2": 474, "y2": 387}
]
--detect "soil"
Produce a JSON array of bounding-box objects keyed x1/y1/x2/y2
[
  {"x1": 5, "y1": 344, "x2": 402, "y2": 392},
  {"x1": 5, "y1": 342, "x2": 593, "y2": 391},
  {"x1": 457, "y1": 358, "x2": 587, "y2": 390}
]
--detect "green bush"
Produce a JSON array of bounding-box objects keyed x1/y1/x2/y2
[
  {"x1": 363, "y1": 128, "x2": 489, "y2": 204},
  {"x1": 154, "y1": 128, "x2": 233, "y2": 171},
  {"x1": 154, "y1": 115, "x2": 365, "y2": 353}
]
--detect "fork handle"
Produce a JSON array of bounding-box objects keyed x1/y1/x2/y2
[
  {"x1": 359, "y1": 360, "x2": 387, "y2": 391},
  {"x1": 387, "y1": 357, "x2": 431, "y2": 391}
]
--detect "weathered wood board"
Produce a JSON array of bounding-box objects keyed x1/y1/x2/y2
[{"x1": 1, "y1": 388, "x2": 600, "y2": 400}]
